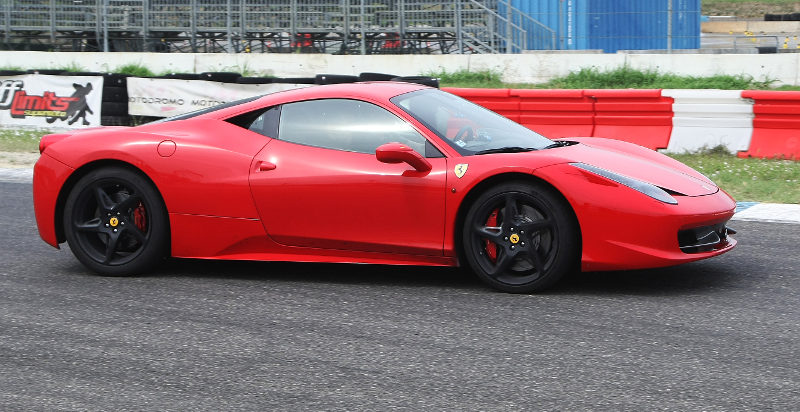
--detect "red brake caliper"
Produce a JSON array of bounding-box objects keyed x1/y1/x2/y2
[
  {"x1": 133, "y1": 202, "x2": 147, "y2": 232},
  {"x1": 485, "y1": 209, "x2": 499, "y2": 262}
]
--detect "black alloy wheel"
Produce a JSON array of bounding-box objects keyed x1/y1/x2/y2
[
  {"x1": 64, "y1": 167, "x2": 168, "y2": 276},
  {"x1": 462, "y1": 182, "x2": 578, "y2": 293}
]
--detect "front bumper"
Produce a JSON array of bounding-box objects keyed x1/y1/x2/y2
[{"x1": 535, "y1": 163, "x2": 737, "y2": 272}]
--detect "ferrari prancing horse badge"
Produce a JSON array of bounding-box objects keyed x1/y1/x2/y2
[{"x1": 454, "y1": 163, "x2": 468, "y2": 178}]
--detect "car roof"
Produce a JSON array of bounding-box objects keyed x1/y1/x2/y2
[
  {"x1": 268, "y1": 81, "x2": 430, "y2": 102},
  {"x1": 192, "y1": 81, "x2": 432, "y2": 121}
]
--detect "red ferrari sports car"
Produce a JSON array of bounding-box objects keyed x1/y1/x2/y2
[{"x1": 33, "y1": 82, "x2": 736, "y2": 292}]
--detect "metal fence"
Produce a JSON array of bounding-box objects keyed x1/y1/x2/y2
[
  {"x1": 1, "y1": 1, "x2": 701, "y2": 54},
  {"x1": 0, "y1": 0, "x2": 556, "y2": 54}
]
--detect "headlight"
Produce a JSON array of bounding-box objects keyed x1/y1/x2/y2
[{"x1": 570, "y1": 162, "x2": 678, "y2": 205}]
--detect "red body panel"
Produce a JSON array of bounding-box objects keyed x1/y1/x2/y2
[
  {"x1": 534, "y1": 162, "x2": 735, "y2": 271},
  {"x1": 33, "y1": 82, "x2": 736, "y2": 272},
  {"x1": 33, "y1": 152, "x2": 75, "y2": 247},
  {"x1": 249, "y1": 139, "x2": 447, "y2": 256}
]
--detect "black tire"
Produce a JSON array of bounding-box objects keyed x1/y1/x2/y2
[
  {"x1": 101, "y1": 115, "x2": 132, "y2": 126},
  {"x1": 26, "y1": 69, "x2": 64, "y2": 75},
  {"x1": 157, "y1": 73, "x2": 201, "y2": 80},
  {"x1": 102, "y1": 86, "x2": 128, "y2": 102},
  {"x1": 236, "y1": 76, "x2": 274, "y2": 84},
  {"x1": 358, "y1": 72, "x2": 398, "y2": 81},
  {"x1": 199, "y1": 72, "x2": 242, "y2": 83},
  {"x1": 392, "y1": 76, "x2": 439, "y2": 88},
  {"x1": 101, "y1": 101, "x2": 128, "y2": 116},
  {"x1": 66, "y1": 71, "x2": 103, "y2": 77},
  {"x1": 272, "y1": 77, "x2": 316, "y2": 84},
  {"x1": 315, "y1": 74, "x2": 358, "y2": 84},
  {"x1": 461, "y1": 181, "x2": 578, "y2": 293},
  {"x1": 63, "y1": 167, "x2": 169, "y2": 276},
  {"x1": 103, "y1": 73, "x2": 130, "y2": 86}
]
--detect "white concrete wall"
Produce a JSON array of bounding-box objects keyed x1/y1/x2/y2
[{"x1": 3, "y1": 51, "x2": 800, "y2": 85}]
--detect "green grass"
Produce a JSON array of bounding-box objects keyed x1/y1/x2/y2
[
  {"x1": 0, "y1": 128, "x2": 47, "y2": 152},
  {"x1": 703, "y1": 0, "x2": 797, "y2": 5},
  {"x1": 56, "y1": 62, "x2": 86, "y2": 72},
  {"x1": 115, "y1": 63, "x2": 156, "y2": 77},
  {"x1": 425, "y1": 69, "x2": 508, "y2": 88},
  {"x1": 432, "y1": 67, "x2": 797, "y2": 90},
  {"x1": 540, "y1": 67, "x2": 779, "y2": 89},
  {"x1": 668, "y1": 150, "x2": 800, "y2": 204}
]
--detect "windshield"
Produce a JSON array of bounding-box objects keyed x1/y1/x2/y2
[{"x1": 390, "y1": 89, "x2": 553, "y2": 156}]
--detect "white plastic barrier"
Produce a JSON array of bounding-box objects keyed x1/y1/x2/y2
[{"x1": 662, "y1": 89, "x2": 754, "y2": 153}]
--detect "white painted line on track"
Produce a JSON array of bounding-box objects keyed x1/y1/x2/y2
[
  {"x1": 731, "y1": 203, "x2": 800, "y2": 224},
  {"x1": 1, "y1": 167, "x2": 798, "y2": 224},
  {"x1": 0, "y1": 168, "x2": 33, "y2": 183}
]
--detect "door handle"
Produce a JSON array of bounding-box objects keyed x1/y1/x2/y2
[{"x1": 257, "y1": 161, "x2": 277, "y2": 171}]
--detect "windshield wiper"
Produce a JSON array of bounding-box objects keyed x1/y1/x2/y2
[{"x1": 473, "y1": 146, "x2": 538, "y2": 155}]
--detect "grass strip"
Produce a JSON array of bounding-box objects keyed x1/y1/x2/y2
[
  {"x1": 669, "y1": 150, "x2": 799, "y2": 204},
  {"x1": 0, "y1": 128, "x2": 46, "y2": 152},
  {"x1": 431, "y1": 67, "x2": 800, "y2": 90}
]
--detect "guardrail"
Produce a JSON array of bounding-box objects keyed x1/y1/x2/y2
[
  {"x1": 739, "y1": 90, "x2": 800, "y2": 160},
  {"x1": 448, "y1": 87, "x2": 798, "y2": 160},
  {"x1": 510, "y1": 89, "x2": 593, "y2": 138},
  {"x1": 662, "y1": 89, "x2": 754, "y2": 154},
  {"x1": 587, "y1": 89, "x2": 674, "y2": 150}
]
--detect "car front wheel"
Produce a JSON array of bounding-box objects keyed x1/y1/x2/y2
[{"x1": 462, "y1": 181, "x2": 578, "y2": 293}]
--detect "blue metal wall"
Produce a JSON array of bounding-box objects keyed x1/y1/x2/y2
[{"x1": 510, "y1": 0, "x2": 700, "y2": 52}]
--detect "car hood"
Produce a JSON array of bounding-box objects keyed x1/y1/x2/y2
[{"x1": 545, "y1": 139, "x2": 718, "y2": 197}]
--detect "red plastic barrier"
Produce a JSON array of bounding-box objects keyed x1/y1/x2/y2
[
  {"x1": 586, "y1": 89, "x2": 674, "y2": 150},
  {"x1": 442, "y1": 87, "x2": 519, "y2": 122},
  {"x1": 738, "y1": 90, "x2": 800, "y2": 160},
  {"x1": 444, "y1": 87, "x2": 677, "y2": 151},
  {"x1": 510, "y1": 89, "x2": 594, "y2": 138}
]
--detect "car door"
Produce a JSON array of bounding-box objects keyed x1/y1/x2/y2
[{"x1": 248, "y1": 98, "x2": 447, "y2": 256}]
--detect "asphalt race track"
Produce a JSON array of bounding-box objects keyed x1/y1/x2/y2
[{"x1": 1, "y1": 180, "x2": 798, "y2": 410}]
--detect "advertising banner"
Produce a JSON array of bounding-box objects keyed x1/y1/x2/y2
[
  {"x1": 0, "y1": 74, "x2": 103, "y2": 128},
  {"x1": 127, "y1": 78, "x2": 310, "y2": 117}
]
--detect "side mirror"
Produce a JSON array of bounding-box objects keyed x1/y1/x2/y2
[{"x1": 375, "y1": 142, "x2": 432, "y2": 173}]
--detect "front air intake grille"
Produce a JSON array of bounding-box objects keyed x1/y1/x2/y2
[{"x1": 678, "y1": 223, "x2": 734, "y2": 254}]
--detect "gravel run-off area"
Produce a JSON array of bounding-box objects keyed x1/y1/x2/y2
[{"x1": 0, "y1": 152, "x2": 39, "y2": 169}]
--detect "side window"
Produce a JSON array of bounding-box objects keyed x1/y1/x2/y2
[
  {"x1": 278, "y1": 99, "x2": 430, "y2": 155},
  {"x1": 226, "y1": 106, "x2": 280, "y2": 138}
]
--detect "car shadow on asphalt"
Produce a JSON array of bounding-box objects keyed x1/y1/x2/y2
[
  {"x1": 552, "y1": 260, "x2": 744, "y2": 296},
  {"x1": 138, "y1": 257, "x2": 743, "y2": 297},
  {"x1": 156, "y1": 258, "x2": 484, "y2": 291}
]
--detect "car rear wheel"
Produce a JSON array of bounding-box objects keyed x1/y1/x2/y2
[
  {"x1": 63, "y1": 167, "x2": 168, "y2": 276},
  {"x1": 462, "y1": 181, "x2": 578, "y2": 293}
]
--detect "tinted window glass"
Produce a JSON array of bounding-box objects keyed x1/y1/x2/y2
[
  {"x1": 391, "y1": 89, "x2": 553, "y2": 156},
  {"x1": 227, "y1": 106, "x2": 281, "y2": 138},
  {"x1": 278, "y1": 99, "x2": 428, "y2": 155}
]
